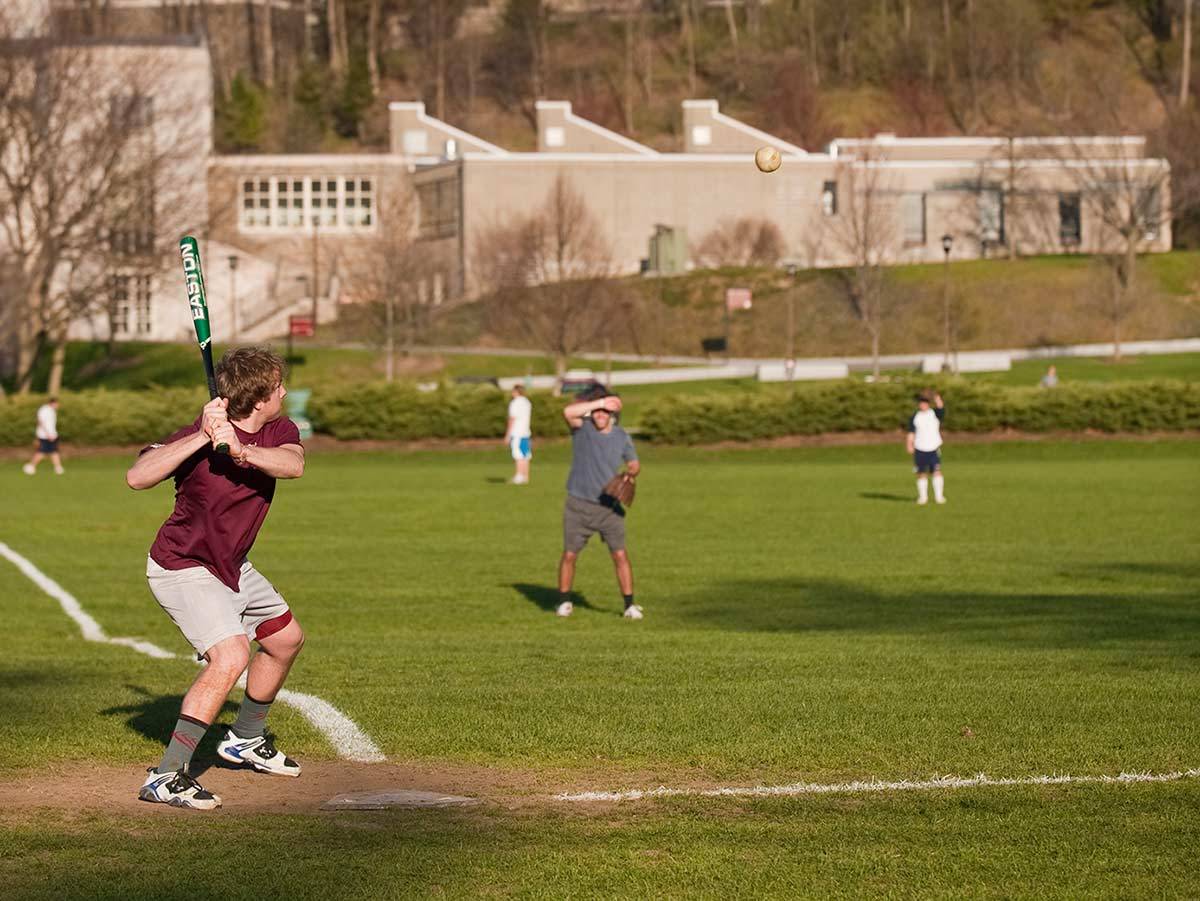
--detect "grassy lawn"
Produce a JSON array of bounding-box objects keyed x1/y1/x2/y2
[{"x1": 1, "y1": 440, "x2": 1197, "y2": 897}]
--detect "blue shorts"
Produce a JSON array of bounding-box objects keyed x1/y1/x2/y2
[
  {"x1": 510, "y1": 436, "x2": 532, "y2": 461},
  {"x1": 913, "y1": 449, "x2": 941, "y2": 473},
  {"x1": 37, "y1": 438, "x2": 59, "y2": 454}
]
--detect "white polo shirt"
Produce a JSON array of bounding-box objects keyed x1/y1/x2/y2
[{"x1": 909, "y1": 407, "x2": 944, "y2": 452}]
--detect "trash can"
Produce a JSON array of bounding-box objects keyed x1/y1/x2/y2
[{"x1": 285, "y1": 388, "x2": 313, "y2": 440}]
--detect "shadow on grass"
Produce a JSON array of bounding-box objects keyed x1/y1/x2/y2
[
  {"x1": 676, "y1": 573, "x2": 1200, "y2": 647},
  {"x1": 511, "y1": 582, "x2": 596, "y2": 614},
  {"x1": 859, "y1": 491, "x2": 913, "y2": 503},
  {"x1": 101, "y1": 686, "x2": 239, "y2": 776}
]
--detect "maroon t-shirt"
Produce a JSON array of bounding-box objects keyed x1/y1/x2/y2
[{"x1": 145, "y1": 416, "x2": 302, "y2": 591}]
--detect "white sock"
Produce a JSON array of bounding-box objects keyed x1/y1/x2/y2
[
  {"x1": 932, "y1": 473, "x2": 945, "y2": 501},
  {"x1": 916, "y1": 477, "x2": 929, "y2": 502}
]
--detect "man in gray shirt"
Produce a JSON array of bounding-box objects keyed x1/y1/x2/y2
[{"x1": 558, "y1": 386, "x2": 643, "y2": 620}]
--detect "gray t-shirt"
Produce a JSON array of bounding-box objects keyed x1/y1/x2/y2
[{"x1": 566, "y1": 418, "x2": 638, "y2": 503}]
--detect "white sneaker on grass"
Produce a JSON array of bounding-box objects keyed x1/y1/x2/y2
[
  {"x1": 623, "y1": 605, "x2": 644, "y2": 620},
  {"x1": 556, "y1": 600, "x2": 574, "y2": 617},
  {"x1": 916, "y1": 497, "x2": 928, "y2": 506},
  {"x1": 216, "y1": 730, "x2": 301, "y2": 777},
  {"x1": 935, "y1": 496, "x2": 946, "y2": 504},
  {"x1": 139, "y1": 768, "x2": 222, "y2": 810}
]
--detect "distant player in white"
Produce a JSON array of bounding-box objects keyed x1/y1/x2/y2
[
  {"x1": 23, "y1": 397, "x2": 64, "y2": 475},
  {"x1": 505, "y1": 385, "x2": 533, "y2": 485},
  {"x1": 906, "y1": 391, "x2": 945, "y2": 505}
]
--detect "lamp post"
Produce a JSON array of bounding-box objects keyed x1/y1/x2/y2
[
  {"x1": 784, "y1": 263, "x2": 798, "y2": 391},
  {"x1": 941, "y1": 234, "x2": 954, "y2": 373},
  {"x1": 227, "y1": 254, "x2": 240, "y2": 341}
]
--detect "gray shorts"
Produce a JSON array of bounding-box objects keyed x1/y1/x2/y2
[
  {"x1": 563, "y1": 495, "x2": 626, "y2": 554},
  {"x1": 146, "y1": 556, "x2": 292, "y2": 657}
]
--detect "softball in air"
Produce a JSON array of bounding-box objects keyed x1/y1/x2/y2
[{"x1": 755, "y1": 146, "x2": 782, "y2": 173}]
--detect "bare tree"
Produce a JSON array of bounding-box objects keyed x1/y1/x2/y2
[
  {"x1": 1057, "y1": 142, "x2": 1173, "y2": 361},
  {"x1": 822, "y1": 150, "x2": 901, "y2": 377},
  {"x1": 693, "y1": 217, "x2": 786, "y2": 269},
  {"x1": 345, "y1": 186, "x2": 461, "y2": 380},
  {"x1": 0, "y1": 28, "x2": 209, "y2": 393},
  {"x1": 473, "y1": 174, "x2": 623, "y2": 386}
]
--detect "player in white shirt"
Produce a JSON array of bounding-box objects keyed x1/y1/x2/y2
[
  {"x1": 504, "y1": 386, "x2": 533, "y2": 485},
  {"x1": 905, "y1": 391, "x2": 945, "y2": 505},
  {"x1": 23, "y1": 397, "x2": 64, "y2": 475}
]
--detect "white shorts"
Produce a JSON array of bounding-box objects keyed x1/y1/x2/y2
[
  {"x1": 510, "y1": 435, "x2": 532, "y2": 461},
  {"x1": 146, "y1": 556, "x2": 292, "y2": 657}
]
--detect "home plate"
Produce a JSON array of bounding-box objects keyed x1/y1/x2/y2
[{"x1": 321, "y1": 790, "x2": 480, "y2": 811}]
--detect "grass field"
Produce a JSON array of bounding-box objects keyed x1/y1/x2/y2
[{"x1": 1, "y1": 440, "x2": 1198, "y2": 898}]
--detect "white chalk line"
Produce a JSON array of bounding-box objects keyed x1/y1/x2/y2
[
  {"x1": 556, "y1": 769, "x2": 1200, "y2": 803},
  {"x1": 0, "y1": 540, "x2": 385, "y2": 763}
]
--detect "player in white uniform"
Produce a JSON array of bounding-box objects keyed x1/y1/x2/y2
[
  {"x1": 906, "y1": 391, "x2": 945, "y2": 505},
  {"x1": 23, "y1": 397, "x2": 64, "y2": 475},
  {"x1": 505, "y1": 386, "x2": 533, "y2": 485}
]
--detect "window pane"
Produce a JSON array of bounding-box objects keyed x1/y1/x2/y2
[
  {"x1": 327, "y1": 180, "x2": 337, "y2": 192},
  {"x1": 361, "y1": 179, "x2": 372, "y2": 192}
]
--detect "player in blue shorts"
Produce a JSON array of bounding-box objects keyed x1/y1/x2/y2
[
  {"x1": 906, "y1": 390, "x2": 945, "y2": 505},
  {"x1": 504, "y1": 386, "x2": 533, "y2": 485}
]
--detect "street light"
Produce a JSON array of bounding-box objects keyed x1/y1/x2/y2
[
  {"x1": 227, "y1": 255, "x2": 239, "y2": 341},
  {"x1": 940, "y1": 234, "x2": 954, "y2": 373}
]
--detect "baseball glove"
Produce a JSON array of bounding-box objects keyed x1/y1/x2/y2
[{"x1": 602, "y1": 472, "x2": 637, "y2": 508}]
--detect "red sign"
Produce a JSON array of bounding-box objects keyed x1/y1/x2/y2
[
  {"x1": 289, "y1": 315, "x2": 316, "y2": 337},
  {"x1": 725, "y1": 287, "x2": 752, "y2": 311}
]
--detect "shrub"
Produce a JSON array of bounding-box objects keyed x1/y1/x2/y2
[
  {"x1": 0, "y1": 388, "x2": 208, "y2": 448},
  {"x1": 638, "y1": 379, "x2": 1200, "y2": 444},
  {"x1": 309, "y1": 384, "x2": 569, "y2": 441}
]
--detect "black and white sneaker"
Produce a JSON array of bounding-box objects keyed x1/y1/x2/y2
[
  {"x1": 216, "y1": 730, "x2": 301, "y2": 777},
  {"x1": 139, "y1": 768, "x2": 222, "y2": 810}
]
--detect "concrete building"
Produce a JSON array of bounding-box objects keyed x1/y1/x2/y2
[{"x1": 37, "y1": 36, "x2": 1168, "y2": 345}]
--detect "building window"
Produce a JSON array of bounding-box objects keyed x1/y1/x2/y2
[
  {"x1": 239, "y1": 176, "x2": 375, "y2": 232},
  {"x1": 416, "y1": 178, "x2": 459, "y2": 240},
  {"x1": 110, "y1": 274, "x2": 131, "y2": 336},
  {"x1": 1059, "y1": 193, "x2": 1081, "y2": 247},
  {"x1": 901, "y1": 193, "x2": 926, "y2": 245},
  {"x1": 979, "y1": 189, "x2": 1004, "y2": 246},
  {"x1": 135, "y1": 274, "x2": 153, "y2": 335},
  {"x1": 821, "y1": 180, "x2": 838, "y2": 216},
  {"x1": 110, "y1": 92, "x2": 154, "y2": 130},
  {"x1": 1137, "y1": 185, "x2": 1161, "y2": 240}
]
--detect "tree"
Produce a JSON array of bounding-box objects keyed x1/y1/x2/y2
[
  {"x1": 344, "y1": 186, "x2": 457, "y2": 380},
  {"x1": 693, "y1": 217, "x2": 786, "y2": 269},
  {"x1": 1055, "y1": 140, "x2": 1174, "y2": 360},
  {"x1": 0, "y1": 29, "x2": 208, "y2": 392},
  {"x1": 821, "y1": 149, "x2": 901, "y2": 377},
  {"x1": 217, "y1": 72, "x2": 267, "y2": 152},
  {"x1": 473, "y1": 174, "x2": 624, "y2": 386}
]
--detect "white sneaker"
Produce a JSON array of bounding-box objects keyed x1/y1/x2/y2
[
  {"x1": 216, "y1": 730, "x2": 301, "y2": 777},
  {"x1": 139, "y1": 768, "x2": 222, "y2": 810},
  {"x1": 623, "y1": 604, "x2": 644, "y2": 620},
  {"x1": 916, "y1": 497, "x2": 928, "y2": 505},
  {"x1": 935, "y1": 496, "x2": 946, "y2": 504},
  {"x1": 22, "y1": 463, "x2": 35, "y2": 475},
  {"x1": 556, "y1": 601, "x2": 574, "y2": 617},
  {"x1": 511, "y1": 476, "x2": 528, "y2": 485},
  {"x1": 54, "y1": 466, "x2": 64, "y2": 475}
]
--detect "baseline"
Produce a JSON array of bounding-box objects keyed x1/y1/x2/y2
[{"x1": 0, "y1": 540, "x2": 385, "y2": 763}]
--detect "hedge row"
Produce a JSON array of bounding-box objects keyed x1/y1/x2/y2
[
  {"x1": 308, "y1": 384, "x2": 569, "y2": 441},
  {"x1": 3, "y1": 379, "x2": 1196, "y2": 447},
  {"x1": 0, "y1": 388, "x2": 208, "y2": 447},
  {"x1": 638, "y1": 379, "x2": 1200, "y2": 444}
]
